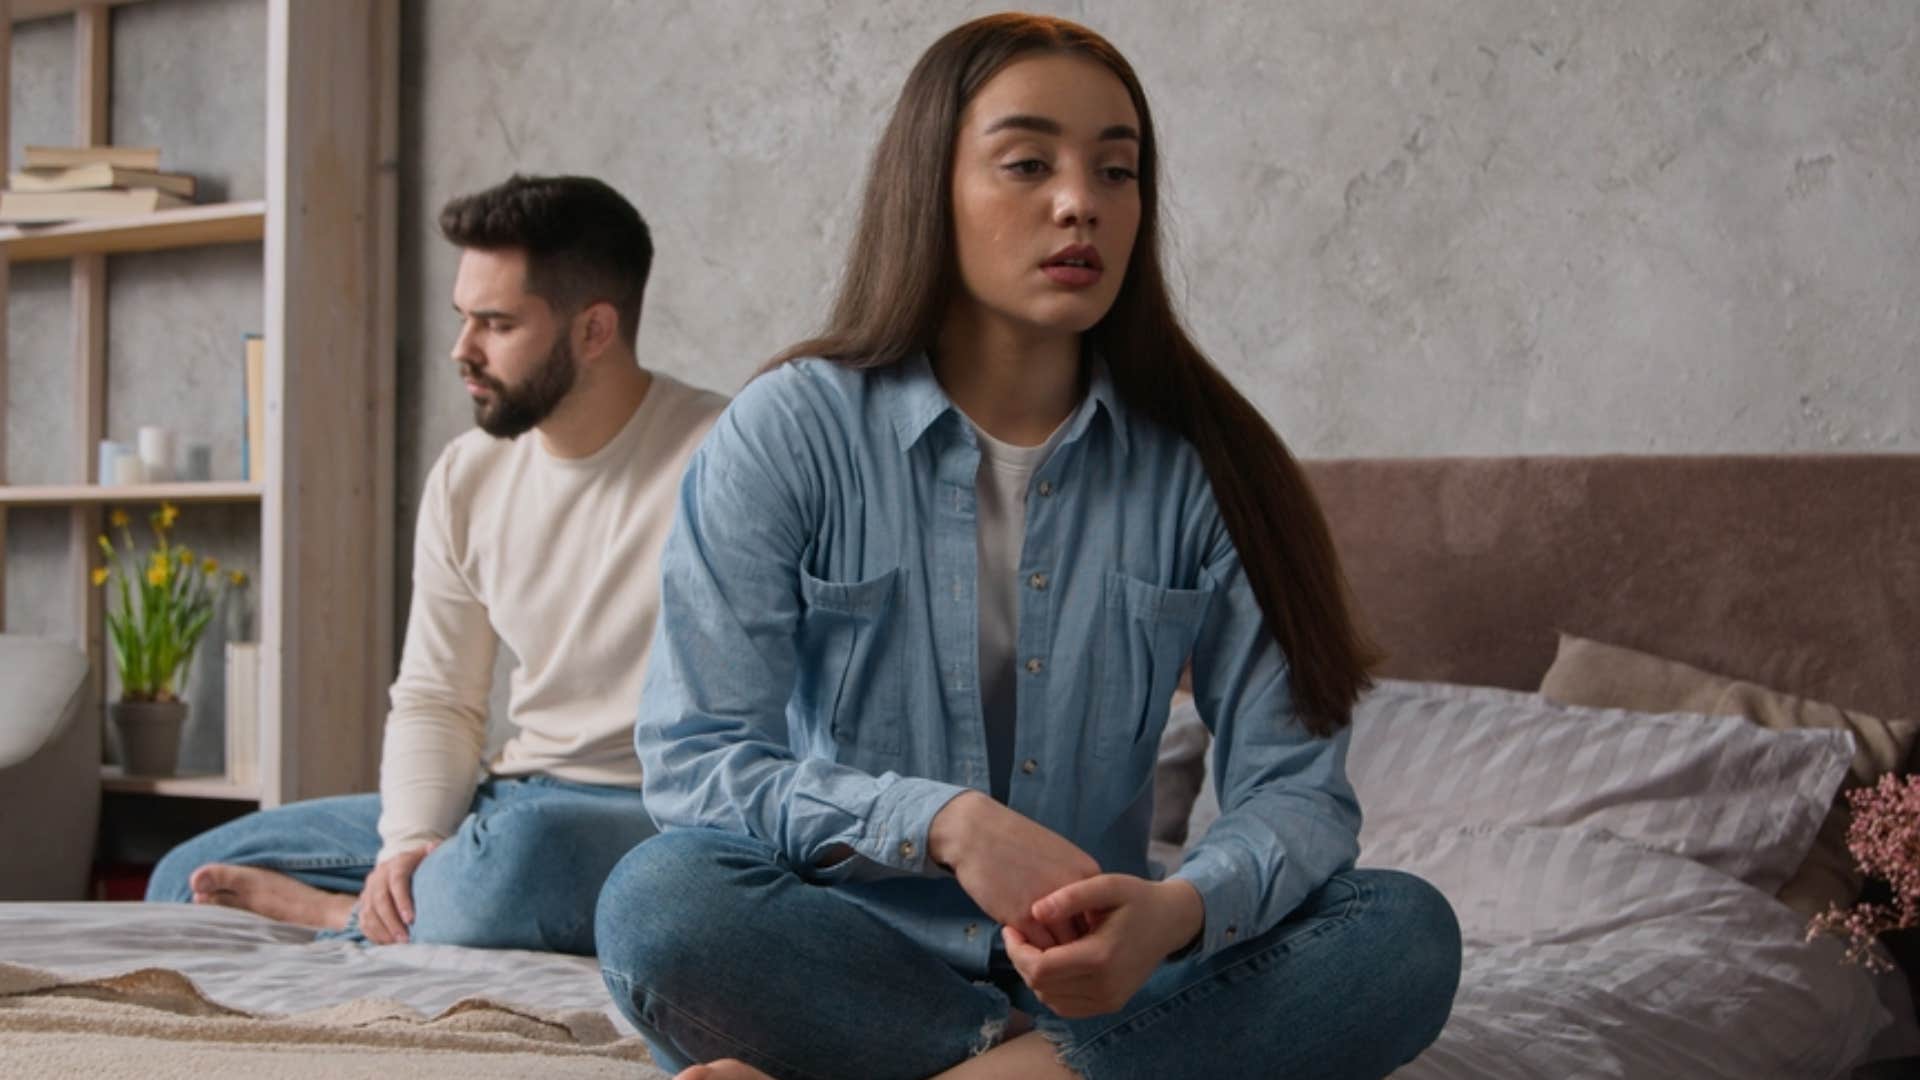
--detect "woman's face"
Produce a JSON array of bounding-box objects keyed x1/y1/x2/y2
[{"x1": 948, "y1": 51, "x2": 1143, "y2": 343}]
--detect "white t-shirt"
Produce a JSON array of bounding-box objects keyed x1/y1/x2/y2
[
  {"x1": 376, "y1": 371, "x2": 727, "y2": 861},
  {"x1": 969, "y1": 417, "x2": 1070, "y2": 803}
]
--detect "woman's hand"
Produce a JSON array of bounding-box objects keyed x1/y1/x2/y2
[
  {"x1": 1003, "y1": 875, "x2": 1205, "y2": 1018},
  {"x1": 928, "y1": 791, "x2": 1100, "y2": 947}
]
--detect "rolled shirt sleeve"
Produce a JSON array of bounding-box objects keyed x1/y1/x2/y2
[{"x1": 1171, "y1": 533, "x2": 1362, "y2": 962}]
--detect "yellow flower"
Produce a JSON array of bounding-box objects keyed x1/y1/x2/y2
[
  {"x1": 109, "y1": 510, "x2": 129, "y2": 528},
  {"x1": 91, "y1": 566, "x2": 110, "y2": 587},
  {"x1": 97, "y1": 534, "x2": 114, "y2": 558},
  {"x1": 176, "y1": 547, "x2": 194, "y2": 566},
  {"x1": 146, "y1": 564, "x2": 168, "y2": 587},
  {"x1": 228, "y1": 570, "x2": 249, "y2": 587},
  {"x1": 157, "y1": 503, "x2": 180, "y2": 530},
  {"x1": 202, "y1": 557, "x2": 219, "y2": 575}
]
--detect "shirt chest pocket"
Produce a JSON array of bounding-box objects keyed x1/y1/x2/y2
[
  {"x1": 1094, "y1": 572, "x2": 1213, "y2": 760},
  {"x1": 797, "y1": 567, "x2": 905, "y2": 758}
]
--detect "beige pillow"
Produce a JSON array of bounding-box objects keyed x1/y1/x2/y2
[{"x1": 1539, "y1": 632, "x2": 1918, "y2": 919}]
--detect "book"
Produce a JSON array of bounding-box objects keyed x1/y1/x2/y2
[
  {"x1": 0, "y1": 187, "x2": 189, "y2": 224},
  {"x1": 242, "y1": 335, "x2": 266, "y2": 483},
  {"x1": 9, "y1": 163, "x2": 196, "y2": 199},
  {"x1": 22, "y1": 144, "x2": 163, "y2": 170},
  {"x1": 224, "y1": 642, "x2": 260, "y2": 788}
]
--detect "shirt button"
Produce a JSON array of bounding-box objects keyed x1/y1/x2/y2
[
  {"x1": 1027, "y1": 572, "x2": 1049, "y2": 590},
  {"x1": 1021, "y1": 759, "x2": 1038, "y2": 775},
  {"x1": 1037, "y1": 481, "x2": 1054, "y2": 496},
  {"x1": 1225, "y1": 925, "x2": 1238, "y2": 940},
  {"x1": 1025, "y1": 657, "x2": 1044, "y2": 674},
  {"x1": 964, "y1": 923, "x2": 979, "y2": 939},
  {"x1": 899, "y1": 840, "x2": 917, "y2": 859}
]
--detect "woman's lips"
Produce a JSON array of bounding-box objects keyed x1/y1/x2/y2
[{"x1": 1040, "y1": 263, "x2": 1102, "y2": 288}]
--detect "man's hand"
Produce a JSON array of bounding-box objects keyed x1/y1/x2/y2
[
  {"x1": 1002, "y1": 875, "x2": 1205, "y2": 1018},
  {"x1": 357, "y1": 842, "x2": 437, "y2": 944},
  {"x1": 928, "y1": 791, "x2": 1100, "y2": 948}
]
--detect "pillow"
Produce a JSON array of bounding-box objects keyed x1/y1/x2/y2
[
  {"x1": 1540, "y1": 632, "x2": 1920, "y2": 916},
  {"x1": 1346, "y1": 679, "x2": 1853, "y2": 892}
]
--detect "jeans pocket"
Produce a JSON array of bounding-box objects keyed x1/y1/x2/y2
[
  {"x1": 1093, "y1": 572, "x2": 1214, "y2": 760},
  {"x1": 798, "y1": 566, "x2": 905, "y2": 757}
]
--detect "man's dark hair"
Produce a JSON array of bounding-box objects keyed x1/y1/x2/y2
[{"x1": 439, "y1": 174, "x2": 653, "y2": 349}]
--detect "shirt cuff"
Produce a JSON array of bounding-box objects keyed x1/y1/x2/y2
[
  {"x1": 851, "y1": 776, "x2": 973, "y2": 874},
  {"x1": 1171, "y1": 845, "x2": 1259, "y2": 962},
  {"x1": 374, "y1": 837, "x2": 438, "y2": 865}
]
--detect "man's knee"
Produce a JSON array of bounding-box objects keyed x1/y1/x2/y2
[{"x1": 408, "y1": 799, "x2": 653, "y2": 953}]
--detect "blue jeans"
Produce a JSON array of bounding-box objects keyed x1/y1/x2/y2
[
  {"x1": 147, "y1": 775, "x2": 656, "y2": 955},
  {"x1": 595, "y1": 829, "x2": 1461, "y2": 1079}
]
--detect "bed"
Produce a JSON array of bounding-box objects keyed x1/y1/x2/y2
[{"x1": 1, "y1": 453, "x2": 1915, "y2": 1079}]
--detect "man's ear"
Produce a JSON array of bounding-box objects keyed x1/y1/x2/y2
[{"x1": 575, "y1": 301, "x2": 621, "y2": 362}]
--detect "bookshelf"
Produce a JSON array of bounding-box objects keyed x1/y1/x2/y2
[
  {"x1": 0, "y1": 482, "x2": 262, "y2": 506},
  {"x1": 0, "y1": 200, "x2": 265, "y2": 262},
  {"x1": 101, "y1": 767, "x2": 259, "y2": 800},
  {"x1": 1, "y1": 0, "x2": 397, "y2": 813}
]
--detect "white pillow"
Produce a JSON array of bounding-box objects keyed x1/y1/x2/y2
[{"x1": 1347, "y1": 679, "x2": 1855, "y2": 892}]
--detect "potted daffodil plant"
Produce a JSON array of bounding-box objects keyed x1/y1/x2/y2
[{"x1": 92, "y1": 503, "x2": 245, "y2": 775}]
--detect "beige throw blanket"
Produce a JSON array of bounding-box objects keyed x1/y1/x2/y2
[{"x1": 0, "y1": 962, "x2": 672, "y2": 1079}]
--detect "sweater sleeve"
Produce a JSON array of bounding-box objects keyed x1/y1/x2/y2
[{"x1": 376, "y1": 449, "x2": 496, "y2": 863}]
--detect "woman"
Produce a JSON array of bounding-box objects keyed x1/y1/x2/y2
[{"x1": 597, "y1": 13, "x2": 1461, "y2": 1079}]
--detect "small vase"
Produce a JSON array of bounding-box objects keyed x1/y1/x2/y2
[{"x1": 109, "y1": 699, "x2": 189, "y2": 777}]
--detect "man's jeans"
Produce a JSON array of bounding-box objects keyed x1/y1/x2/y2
[
  {"x1": 147, "y1": 775, "x2": 656, "y2": 955},
  {"x1": 595, "y1": 829, "x2": 1462, "y2": 1079}
]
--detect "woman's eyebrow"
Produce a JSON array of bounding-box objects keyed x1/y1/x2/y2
[{"x1": 980, "y1": 114, "x2": 1139, "y2": 142}]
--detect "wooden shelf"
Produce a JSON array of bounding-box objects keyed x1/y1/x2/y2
[
  {"x1": 0, "y1": 482, "x2": 262, "y2": 506},
  {"x1": 101, "y1": 767, "x2": 260, "y2": 801},
  {"x1": 11, "y1": 0, "x2": 150, "y2": 26},
  {"x1": 0, "y1": 201, "x2": 265, "y2": 263}
]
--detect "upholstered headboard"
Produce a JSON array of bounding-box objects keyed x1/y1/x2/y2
[{"x1": 1303, "y1": 455, "x2": 1920, "y2": 722}]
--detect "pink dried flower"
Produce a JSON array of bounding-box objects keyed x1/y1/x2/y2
[{"x1": 1807, "y1": 773, "x2": 1920, "y2": 971}]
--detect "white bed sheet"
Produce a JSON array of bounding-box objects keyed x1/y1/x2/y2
[
  {"x1": 0, "y1": 902, "x2": 625, "y2": 1031},
  {"x1": 5, "y1": 885, "x2": 1918, "y2": 1078}
]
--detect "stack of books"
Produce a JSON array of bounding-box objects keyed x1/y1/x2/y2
[{"x1": 0, "y1": 145, "x2": 196, "y2": 224}]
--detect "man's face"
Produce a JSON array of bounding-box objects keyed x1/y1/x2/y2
[{"x1": 448, "y1": 248, "x2": 578, "y2": 439}]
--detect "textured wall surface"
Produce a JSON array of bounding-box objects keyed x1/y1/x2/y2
[
  {"x1": 7, "y1": 1, "x2": 1917, "y2": 695},
  {"x1": 399, "y1": 0, "x2": 1919, "y2": 520}
]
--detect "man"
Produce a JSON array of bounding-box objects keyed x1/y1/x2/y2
[{"x1": 146, "y1": 175, "x2": 729, "y2": 954}]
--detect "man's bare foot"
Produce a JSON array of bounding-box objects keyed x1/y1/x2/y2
[
  {"x1": 188, "y1": 864, "x2": 356, "y2": 930},
  {"x1": 674, "y1": 1061, "x2": 775, "y2": 1080}
]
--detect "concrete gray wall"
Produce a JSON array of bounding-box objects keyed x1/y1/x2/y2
[
  {"x1": 399, "y1": 0, "x2": 1919, "y2": 524},
  {"x1": 8, "y1": 1, "x2": 1917, "y2": 726}
]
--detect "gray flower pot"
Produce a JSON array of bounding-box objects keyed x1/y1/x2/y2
[{"x1": 109, "y1": 699, "x2": 188, "y2": 777}]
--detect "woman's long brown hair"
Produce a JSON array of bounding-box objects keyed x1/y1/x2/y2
[{"x1": 771, "y1": 14, "x2": 1377, "y2": 734}]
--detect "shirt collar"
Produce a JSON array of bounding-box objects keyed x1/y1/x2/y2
[{"x1": 888, "y1": 349, "x2": 1131, "y2": 455}]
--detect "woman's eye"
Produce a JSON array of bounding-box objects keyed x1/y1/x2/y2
[
  {"x1": 1003, "y1": 159, "x2": 1050, "y2": 177},
  {"x1": 1100, "y1": 165, "x2": 1138, "y2": 183}
]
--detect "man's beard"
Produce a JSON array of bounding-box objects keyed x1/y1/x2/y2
[{"x1": 467, "y1": 334, "x2": 578, "y2": 439}]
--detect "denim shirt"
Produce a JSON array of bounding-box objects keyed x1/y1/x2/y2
[{"x1": 637, "y1": 355, "x2": 1360, "y2": 975}]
